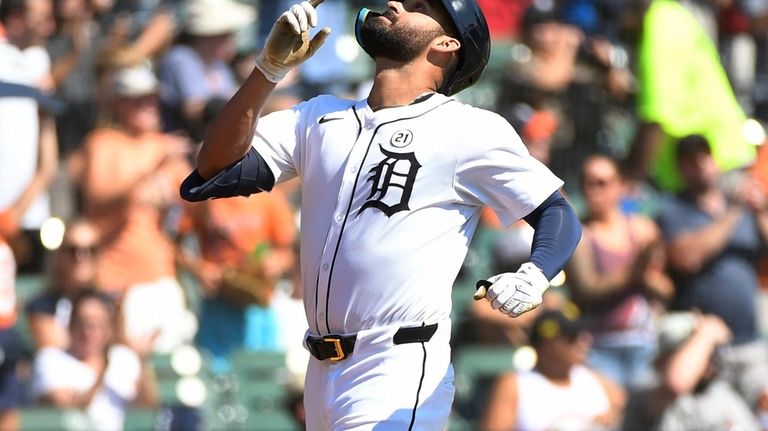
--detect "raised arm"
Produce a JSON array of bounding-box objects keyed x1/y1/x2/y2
[
  {"x1": 195, "y1": 0, "x2": 330, "y2": 180},
  {"x1": 196, "y1": 71, "x2": 275, "y2": 178}
]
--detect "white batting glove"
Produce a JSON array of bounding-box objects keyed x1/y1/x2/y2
[
  {"x1": 475, "y1": 262, "x2": 550, "y2": 318},
  {"x1": 255, "y1": 0, "x2": 331, "y2": 83}
]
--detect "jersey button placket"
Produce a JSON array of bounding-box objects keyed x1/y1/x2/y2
[{"x1": 315, "y1": 109, "x2": 374, "y2": 332}]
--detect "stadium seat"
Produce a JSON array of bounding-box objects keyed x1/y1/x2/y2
[
  {"x1": 123, "y1": 408, "x2": 158, "y2": 431},
  {"x1": 228, "y1": 353, "x2": 294, "y2": 425},
  {"x1": 15, "y1": 274, "x2": 46, "y2": 303},
  {"x1": 20, "y1": 408, "x2": 92, "y2": 431},
  {"x1": 235, "y1": 379, "x2": 288, "y2": 414},
  {"x1": 150, "y1": 353, "x2": 177, "y2": 381},
  {"x1": 205, "y1": 350, "x2": 297, "y2": 430},
  {"x1": 452, "y1": 345, "x2": 516, "y2": 422},
  {"x1": 241, "y1": 410, "x2": 299, "y2": 431},
  {"x1": 229, "y1": 349, "x2": 290, "y2": 383},
  {"x1": 446, "y1": 412, "x2": 473, "y2": 431}
]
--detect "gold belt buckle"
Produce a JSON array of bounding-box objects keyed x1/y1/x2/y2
[{"x1": 323, "y1": 337, "x2": 346, "y2": 361}]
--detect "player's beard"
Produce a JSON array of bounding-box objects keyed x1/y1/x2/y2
[{"x1": 359, "y1": 17, "x2": 443, "y2": 63}]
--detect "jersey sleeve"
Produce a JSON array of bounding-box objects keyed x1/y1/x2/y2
[
  {"x1": 454, "y1": 113, "x2": 564, "y2": 227},
  {"x1": 250, "y1": 104, "x2": 305, "y2": 184}
]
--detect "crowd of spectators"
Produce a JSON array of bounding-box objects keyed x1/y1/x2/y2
[{"x1": 3, "y1": 0, "x2": 768, "y2": 429}]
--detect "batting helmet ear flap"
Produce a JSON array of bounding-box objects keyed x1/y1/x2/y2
[{"x1": 436, "y1": 0, "x2": 490, "y2": 95}]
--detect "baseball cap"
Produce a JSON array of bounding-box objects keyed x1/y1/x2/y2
[
  {"x1": 111, "y1": 65, "x2": 158, "y2": 98},
  {"x1": 529, "y1": 306, "x2": 585, "y2": 346},
  {"x1": 185, "y1": 0, "x2": 256, "y2": 37}
]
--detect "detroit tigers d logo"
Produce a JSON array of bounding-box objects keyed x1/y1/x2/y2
[{"x1": 360, "y1": 145, "x2": 421, "y2": 217}]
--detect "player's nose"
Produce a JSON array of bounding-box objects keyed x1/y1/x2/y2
[{"x1": 386, "y1": 1, "x2": 403, "y2": 14}]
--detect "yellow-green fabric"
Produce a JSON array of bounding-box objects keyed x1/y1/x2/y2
[{"x1": 636, "y1": 0, "x2": 755, "y2": 190}]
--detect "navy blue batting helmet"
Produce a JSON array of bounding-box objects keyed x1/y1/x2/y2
[{"x1": 355, "y1": 0, "x2": 491, "y2": 96}]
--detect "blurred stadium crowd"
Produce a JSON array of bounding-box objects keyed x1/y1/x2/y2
[{"x1": 3, "y1": 0, "x2": 768, "y2": 429}]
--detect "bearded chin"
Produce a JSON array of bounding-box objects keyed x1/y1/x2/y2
[{"x1": 359, "y1": 18, "x2": 436, "y2": 63}]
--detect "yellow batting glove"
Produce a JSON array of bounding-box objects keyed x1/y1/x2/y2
[{"x1": 255, "y1": 0, "x2": 331, "y2": 83}]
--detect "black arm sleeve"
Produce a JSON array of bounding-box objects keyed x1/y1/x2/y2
[
  {"x1": 522, "y1": 190, "x2": 583, "y2": 280},
  {"x1": 179, "y1": 147, "x2": 276, "y2": 202}
]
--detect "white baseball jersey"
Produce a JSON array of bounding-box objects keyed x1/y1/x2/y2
[{"x1": 251, "y1": 92, "x2": 563, "y2": 336}]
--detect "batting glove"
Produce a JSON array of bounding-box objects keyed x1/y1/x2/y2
[
  {"x1": 475, "y1": 262, "x2": 550, "y2": 318},
  {"x1": 255, "y1": 0, "x2": 331, "y2": 83}
]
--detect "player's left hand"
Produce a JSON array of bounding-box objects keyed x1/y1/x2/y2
[{"x1": 474, "y1": 262, "x2": 550, "y2": 318}]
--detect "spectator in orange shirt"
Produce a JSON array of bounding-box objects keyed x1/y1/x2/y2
[
  {"x1": 75, "y1": 64, "x2": 195, "y2": 353},
  {"x1": 183, "y1": 188, "x2": 297, "y2": 368}
]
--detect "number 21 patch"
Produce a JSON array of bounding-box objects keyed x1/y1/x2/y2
[{"x1": 390, "y1": 129, "x2": 413, "y2": 148}]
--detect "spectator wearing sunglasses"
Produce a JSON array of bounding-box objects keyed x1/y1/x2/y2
[
  {"x1": 566, "y1": 154, "x2": 673, "y2": 390},
  {"x1": 26, "y1": 219, "x2": 100, "y2": 349}
]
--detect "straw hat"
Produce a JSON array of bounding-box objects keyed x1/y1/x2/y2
[
  {"x1": 185, "y1": 0, "x2": 256, "y2": 36},
  {"x1": 111, "y1": 65, "x2": 158, "y2": 98}
]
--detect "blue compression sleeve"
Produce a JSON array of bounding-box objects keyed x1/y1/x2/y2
[
  {"x1": 180, "y1": 147, "x2": 275, "y2": 202},
  {"x1": 522, "y1": 191, "x2": 582, "y2": 280}
]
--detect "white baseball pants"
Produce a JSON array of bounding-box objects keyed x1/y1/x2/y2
[{"x1": 303, "y1": 319, "x2": 454, "y2": 430}]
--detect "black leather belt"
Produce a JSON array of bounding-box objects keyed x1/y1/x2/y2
[
  {"x1": 306, "y1": 334, "x2": 357, "y2": 361},
  {"x1": 306, "y1": 323, "x2": 438, "y2": 361}
]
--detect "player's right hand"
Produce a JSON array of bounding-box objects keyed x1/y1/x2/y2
[{"x1": 255, "y1": 0, "x2": 331, "y2": 83}]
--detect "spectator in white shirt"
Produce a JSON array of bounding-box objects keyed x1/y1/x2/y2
[
  {"x1": 481, "y1": 308, "x2": 626, "y2": 431},
  {"x1": 31, "y1": 289, "x2": 157, "y2": 431}
]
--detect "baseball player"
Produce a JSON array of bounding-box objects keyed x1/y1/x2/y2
[{"x1": 180, "y1": 0, "x2": 582, "y2": 429}]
